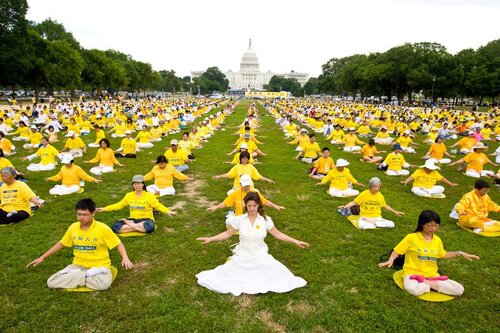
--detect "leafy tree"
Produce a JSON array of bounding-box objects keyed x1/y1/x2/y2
[
  {"x1": 193, "y1": 67, "x2": 229, "y2": 94},
  {"x1": 303, "y1": 77, "x2": 319, "y2": 95},
  {"x1": 0, "y1": 0, "x2": 28, "y2": 39},
  {"x1": 33, "y1": 18, "x2": 80, "y2": 49},
  {"x1": 265, "y1": 76, "x2": 302, "y2": 96},
  {"x1": 156, "y1": 70, "x2": 182, "y2": 93}
]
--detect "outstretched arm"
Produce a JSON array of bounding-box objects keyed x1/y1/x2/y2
[
  {"x1": 268, "y1": 227, "x2": 309, "y2": 248},
  {"x1": 197, "y1": 227, "x2": 236, "y2": 244},
  {"x1": 26, "y1": 242, "x2": 65, "y2": 268}
]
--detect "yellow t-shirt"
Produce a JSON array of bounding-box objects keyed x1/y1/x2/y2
[
  {"x1": 428, "y1": 143, "x2": 446, "y2": 160},
  {"x1": 328, "y1": 130, "x2": 345, "y2": 142},
  {"x1": 136, "y1": 131, "x2": 152, "y2": 143},
  {"x1": 458, "y1": 137, "x2": 477, "y2": 150},
  {"x1": 394, "y1": 232, "x2": 446, "y2": 277},
  {"x1": 104, "y1": 191, "x2": 170, "y2": 221},
  {"x1": 120, "y1": 138, "x2": 137, "y2": 155},
  {"x1": 164, "y1": 149, "x2": 188, "y2": 166},
  {"x1": 178, "y1": 140, "x2": 197, "y2": 156},
  {"x1": 384, "y1": 152, "x2": 406, "y2": 171},
  {"x1": 313, "y1": 157, "x2": 334, "y2": 174},
  {"x1": 410, "y1": 169, "x2": 443, "y2": 189},
  {"x1": 29, "y1": 132, "x2": 43, "y2": 145},
  {"x1": 227, "y1": 164, "x2": 261, "y2": 189},
  {"x1": 144, "y1": 164, "x2": 188, "y2": 188},
  {"x1": 64, "y1": 137, "x2": 85, "y2": 150},
  {"x1": 48, "y1": 164, "x2": 96, "y2": 186},
  {"x1": 0, "y1": 157, "x2": 14, "y2": 169},
  {"x1": 321, "y1": 168, "x2": 357, "y2": 190},
  {"x1": 463, "y1": 152, "x2": 489, "y2": 172},
  {"x1": 0, "y1": 181, "x2": 36, "y2": 215},
  {"x1": 35, "y1": 145, "x2": 59, "y2": 165},
  {"x1": 354, "y1": 190, "x2": 387, "y2": 218},
  {"x1": 361, "y1": 145, "x2": 377, "y2": 157},
  {"x1": 223, "y1": 189, "x2": 267, "y2": 215},
  {"x1": 302, "y1": 141, "x2": 320, "y2": 158},
  {"x1": 396, "y1": 136, "x2": 412, "y2": 148},
  {"x1": 60, "y1": 220, "x2": 121, "y2": 268},
  {"x1": 88, "y1": 148, "x2": 119, "y2": 167}
]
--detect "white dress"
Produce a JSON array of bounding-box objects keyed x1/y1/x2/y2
[{"x1": 196, "y1": 214, "x2": 307, "y2": 296}]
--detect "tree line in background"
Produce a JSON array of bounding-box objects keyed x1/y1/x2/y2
[
  {"x1": 0, "y1": 0, "x2": 232, "y2": 99},
  {"x1": 303, "y1": 40, "x2": 500, "y2": 104}
]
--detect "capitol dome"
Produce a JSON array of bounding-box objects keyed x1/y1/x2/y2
[{"x1": 240, "y1": 39, "x2": 260, "y2": 72}]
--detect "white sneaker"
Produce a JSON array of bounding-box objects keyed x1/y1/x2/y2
[{"x1": 473, "y1": 228, "x2": 483, "y2": 234}]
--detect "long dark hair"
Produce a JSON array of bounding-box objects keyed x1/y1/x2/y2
[
  {"x1": 415, "y1": 210, "x2": 441, "y2": 232},
  {"x1": 243, "y1": 192, "x2": 267, "y2": 220}
]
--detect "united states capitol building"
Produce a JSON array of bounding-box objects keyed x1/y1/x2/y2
[{"x1": 191, "y1": 40, "x2": 309, "y2": 91}]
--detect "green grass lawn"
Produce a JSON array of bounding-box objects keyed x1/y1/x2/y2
[{"x1": 0, "y1": 99, "x2": 498, "y2": 332}]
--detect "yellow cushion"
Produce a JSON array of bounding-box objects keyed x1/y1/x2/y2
[
  {"x1": 456, "y1": 222, "x2": 500, "y2": 237},
  {"x1": 65, "y1": 266, "x2": 118, "y2": 292},
  {"x1": 392, "y1": 270, "x2": 455, "y2": 302}
]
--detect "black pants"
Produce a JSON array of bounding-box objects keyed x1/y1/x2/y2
[
  {"x1": 0, "y1": 209, "x2": 31, "y2": 224},
  {"x1": 114, "y1": 153, "x2": 137, "y2": 158}
]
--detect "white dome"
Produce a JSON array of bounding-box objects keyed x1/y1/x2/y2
[{"x1": 240, "y1": 39, "x2": 260, "y2": 72}]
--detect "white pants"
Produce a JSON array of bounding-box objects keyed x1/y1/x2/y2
[
  {"x1": 47, "y1": 264, "x2": 112, "y2": 290},
  {"x1": 27, "y1": 163, "x2": 55, "y2": 171},
  {"x1": 330, "y1": 140, "x2": 343, "y2": 144},
  {"x1": 90, "y1": 165, "x2": 113, "y2": 175},
  {"x1": 328, "y1": 187, "x2": 359, "y2": 198},
  {"x1": 23, "y1": 143, "x2": 39, "y2": 149},
  {"x1": 465, "y1": 169, "x2": 494, "y2": 178},
  {"x1": 411, "y1": 186, "x2": 445, "y2": 197},
  {"x1": 88, "y1": 142, "x2": 100, "y2": 148},
  {"x1": 358, "y1": 217, "x2": 394, "y2": 229},
  {"x1": 403, "y1": 275, "x2": 464, "y2": 296},
  {"x1": 496, "y1": 155, "x2": 500, "y2": 164},
  {"x1": 68, "y1": 149, "x2": 83, "y2": 158},
  {"x1": 374, "y1": 138, "x2": 393, "y2": 145},
  {"x1": 295, "y1": 146, "x2": 302, "y2": 152},
  {"x1": 151, "y1": 138, "x2": 162, "y2": 142},
  {"x1": 137, "y1": 142, "x2": 154, "y2": 149},
  {"x1": 343, "y1": 146, "x2": 361, "y2": 152},
  {"x1": 460, "y1": 148, "x2": 472, "y2": 154},
  {"x1": 301, "y1": 157, "x2": 314, "y2": 164},
  {"x1": 401, "y1": 147, "x2": 415, "y2": 153},
  {"x1": 146, "y1": 184, "x2": 175, "y2": 196},
  {"x1": 13, "y1": 136, "x2": 29, "y2": 142},
  {"x1": 386, "y1": 169, "x2": 410, "y2": 176},
  {"x1": 111, "y1": 134, "x2": 126, "y2": 138},
  {"x1": 49, "y1": 184, "x2": 80, "y2": 195},
  {"x1": 436, "y1": 158, "x2": 451, "y2": 164}
]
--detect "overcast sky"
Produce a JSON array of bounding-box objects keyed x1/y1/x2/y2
[{"x1": 27, "y1": 0, "x2": 499, "y2": 78}]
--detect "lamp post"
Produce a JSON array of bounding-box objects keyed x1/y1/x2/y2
[{"x1": 431, "y1": 75, "x2": 436, "y2": 109}]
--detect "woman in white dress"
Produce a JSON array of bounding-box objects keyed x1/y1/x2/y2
[{"x1": 196, "y1": 192, "x2": 309, "y2": 296}]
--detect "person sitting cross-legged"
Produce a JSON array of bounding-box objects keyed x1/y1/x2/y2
[
  {"x1": 26, "y1": 198, "x2": 134, "y2": 291},
  {"x1": 401, "y1": 159, "x2": 457, "y2": 198}
]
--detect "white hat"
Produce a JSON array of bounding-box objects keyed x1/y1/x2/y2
[
  {"x1": 61, "y1": 154, "x2": 73, "y2": 164},
  {"x1": 240, "y1": 142, "x2": 248, "y2": 149},
  {"x1": 170, "y1": 139, "x2": 178, "y2": 145},
  {"x1": 336, "y1": 158, "x2": 350, "y2": 167},
  {"x1": 125, "y1": 130, "x2": 132, "y2": 134},
  {"x1": 348, "y1": 127, "x2": 355, "y2": 131},
  {"x1": 239, "y1": 174, "x2": 252, "y2": 187},
  {"x1": 473, "y1": 142, "x2": 487, "y2": 150},
  {"x1": 66, "y1": 130, "x2": 75, "y2": 137},
  {"x1": 421, "y1": 159, "x2": 440, "y2": 170},
  {"x1": 300, "y1": 129, "x2": 308, "y2": 133},
  {"x1": 468, "y1": 130, "x2": 475, "y2": 135},
  {"x1": 30, "y1": 125, "x2": 37, "y2": 130},
  {"x1": 404, "y1": 130, "x2": 411, "y2": 135}
]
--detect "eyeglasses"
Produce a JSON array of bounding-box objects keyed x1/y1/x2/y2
[{"x1": 424, "y1": 223, "x2": 439, "y2": 228}]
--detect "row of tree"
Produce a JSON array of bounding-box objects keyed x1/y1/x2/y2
[
  {"x1": 0, "y1": 1, "x2": 234, "y2": 99},
  {"x1": 305, "y1": 40, "x2": 499, "y2": 104}
]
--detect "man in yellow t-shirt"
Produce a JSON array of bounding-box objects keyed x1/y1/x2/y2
[
  {"x1": 309, "y1": 147, "x2": 334, "y2": 179},
  {"x1": 0, "y1": 167, "x2": 44, "y2": 224},
  {"x1": 382, "y1": 144, "x2": 413, "y2": 176},
  {"x1": 317, "y1": 159, "x2": 365, "y2": 197},
  {"x1": 294, "y1": 134, "x2": 321, "y2": 163},
  {"x1": 164, "y1": 139, "x2": 190, "y2": 172},
  {"x1": 61, "y1": 131, "x2": 86, "y2": 158},
  {"x1": 144, "y1": 155, "x2": 190, "y2": 196},
  {"x1": 115, "y1": 130, "x2": 137, "y2": 158},
  {"x1": 26, "y1": 198, "x2": 134, "y2": 290},
  {"x1": 47, "y1": 154, "x2": 102, "y2": 195},
  {"x1": 401, "y1": 159, "x2": 457, "y2": 198}
]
